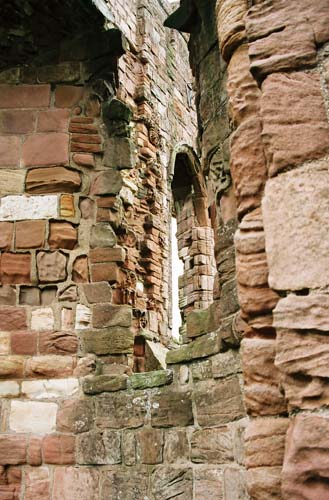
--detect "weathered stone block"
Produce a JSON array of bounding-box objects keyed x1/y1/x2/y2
[
  {"x1": 57, "y1": 400, "x2": 94, "y2": 434},
  {"x1": 191, "y1": 426, "x2": 234, "y2": 464},
  {"x1": 16, "y1": 220, "x2": 46, "y2": 249},
  {"x1": 194, "y1": 377, "x2": 245, "y2": 427},
  {"x1": 77, "y1": 430, "x2": 121, "y2": 465},
  {"x1": 11, "y1": 331, "x2": 37, "y2": 355},
  {"x1": 263, "y1": 163, "x2": 329, "y2": 290},
  {"x1": 96, "y1": 392, "x2": 147, "y2": 429},
  {"x1": 0, "y1": 285, "x2": 16, "y2": 305},
  {"x1": 0, "y1": 170, "x2": 25, "y2": 196},
  {"x1": 136, "y1": 428, "x2": 164, "y2": 464},
  {"x1": 83, "y1": 282, "x2": 112, "y2": 303},
  {"x1": 72, "y1": 255, "x2": 89, "y2": 283},
  {"x1": 0, "y1": 306, "x2": 26, "y2": 331},
  {"x1": 42, "y1": 434, "x2": 75, "y2": 465},
  {"x1": 151, "y1": 388, "x2": 193, "y2": 427},
  {"x1": 53, "y1": 467, "x2": 99, "y2": 500},
  {"x1": 37, "y1": 251, "x2": 67, "y2": 283},
  {"x1": 22, "y1": 378, "x2": 78, "y2": 399},
  {"x1": 164, "y1": 430, "x2": 189, "y2": 464},
  {"x1": 0, "y1": 195, "x2": 58, "y2": 221},
  {"x1": 129, "y1": 370, "x2": 173, "y2": 390},
  {"x1": 37, "y1": 108, "x2": 70, "y2": 132},
  {"x1": 1, "y1": 253, "x2": 31, "y2": 284},
  {"x1": 25, "y1": 355, "x2": 74, "y2": 378},
  {"x1": 247, "y1": 466, "x2": 282, "y2": 500},
  {"x1": 26, "y1": 166, "x2": 81, "y2": 194},
  {"x1": 91, "y1": 262, "x2": 121, "y2": 283},
  {"x1": 90, "y1": 223, "x2": 117, "y2": 248},
  {"x1": 186, "y1": 308, "x2": 211, "y2": 338},
  {"x1": 104, "y1": 137, "x2": 136, "y2": 169},
  {"x1": 92, "y1": 304, "x2": 132, "y2": 329},
  {"x1": 282, "y1": 414, "x2": 329, "y2": 499},
  {"x1": 260, "y1": 72, "x2": 329, "y2": 176},
  {"x1": 216, "y1": 0, "x2": 247, "y2": 61},
  {"x1": 23, "y1": 133, "x2": 69, "y2": 167},
  {"x1": 227, "y1": 44, "x2": 261, "y2": 127},
  {"x1": 194, "y1": 467, "x2": 224, "y2": 500},
  {"x1": 0, "y1": 109, "x2": 36, "y2": 134},
  {"x1": 230, "y1": 118, "x2": 266, "y2": 216},
  {"x1": 0, "y1": 355, "x2": 24, "y2": 378},
  {"x1": 152, "y1": 466, "x2": 193, "y2": 500},
  {"x1": 0, "y1": 136, "x2": 20, "y2": 166},
  {"x1": 83, "y1": 375, "x2": 127, "y2": 394},
  {"x1": 9, "y1": 401, "x2": 57, "y2": 433},
  {"x1": 245, "y1": 418, "x2": 289, "y2": 469},
  {"x1": 25, "y1": 467, "x2": 50, "y2": 500},
  {"x1": 0, "y1": 222, "x2": 13, "y2": 250},
  {"x1": 90, "y1": 170, "x2": 123, "y2": 195},
  {"x1": 0, "y1": 435, "x2": 27, "y2": 465},
  {"x1": 54, "y1": 85, "x2": 84, "y2": 108},
  {"x1": 39, "y1": 331, "x2": 78, "y2": 355},
  {"x1": 81, "y1": 327, "x2": 134, "y2": 355},
  {"x1": 166, "y1": 332, "x2": 221, "y2": 364},
  {"x1": 242, "y1": 338, "x2": 287, "y2": 416},
  {"x1": 0, "y1": 84, "x2": 50, "y2": 108},
  {"x1": 49, "y1": 221, "x2": 77, "y2": 250},
  {"x1": 100, "y1": 467, "x2": 149, "y2": 500},
  {"x1": 273, "y1": 294, "x2": 329, "y2": 331}
]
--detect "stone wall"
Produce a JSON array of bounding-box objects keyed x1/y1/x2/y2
[{"x1": 217, "y1": 0, "x2": 329, "y2": 498}]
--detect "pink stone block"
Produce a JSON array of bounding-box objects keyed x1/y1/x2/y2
[
  {"x1": 22, "y1": 133, "x2": 69, "y2": 166},
  {"x1": 0, "y1": 85, "x2": 50, "y2": 109}
]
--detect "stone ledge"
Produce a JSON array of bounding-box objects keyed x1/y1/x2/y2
[{"x1": 166, "y1": 332, "x2": 221, "y2": 365}]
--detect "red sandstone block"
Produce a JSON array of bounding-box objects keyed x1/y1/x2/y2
[
  {"x1": 0, "y1": 306, "x2": 27, "y2": 331},
  {"x1": 90, "y1": 262, "x2": 121, "y2": 283},
  {"x1": 0, "y1": 435, "x2": 27, "y2": 465},
  {"x1": 15, "y1": 220, "x2": 46, "y2": 249},
  {"x1": 55, "y1": 86, "x2": 84, "y2": 108},
  {"x1": 11, "y1": 331, "x2": 37, "y2": 355},
  {"x1": 22, "y1": 133, "x2": 69, "y2": 166},
  {"x1": 0, "y1": 136, "x2": 21, "y2": 166},
  {"x1": 0, "y1": 253, "x2": 31, "y2": 285},
  {"x1": 37, "y1": 109, "x2": 70, "y2": 132},
  {"x1": 0, "y1": 222, "x2": 14, "y2": 250},
  {"x1": 42, "y1": 434, "x2": 75, "y2": 464},
  {"x1": 0, "y1": 85, "x2": 50, "y2": 109},
  {"x1": 0, "y1": 110, "x2": 37, "y2": 134},
  {"x1": 27, "y1": 436, "x2": 42, "y2": 466}
]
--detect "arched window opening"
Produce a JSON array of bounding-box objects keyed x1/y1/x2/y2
[{"x1": 169, "y1": 145, "x2": 216, "y2": 341}]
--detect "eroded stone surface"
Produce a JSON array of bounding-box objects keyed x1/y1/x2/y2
[{"x1": 263, "y1": 163, "x2": 329, "y2": 290}]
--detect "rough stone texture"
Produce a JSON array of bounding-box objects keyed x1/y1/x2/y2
[
  {"x1": 273, "y1": 294, "x2": 329, "y2": 331},
  {"x1": 151, "y1": 389, "x2": 193, "y2": 427},
  {"x1": 16, "y1": 220, "x2": 46, "y2": 249},
  {"x1": 282, "y1": 415, "x2": 329, "y2": 499},
  {"x1": 1, "y1": 253, "x2": 31, "y2": 284},
  {"x1": 245, "y1": 418, "x2": 289, "y2": 469},
  {"x1": 26, "y1": 167, "x2": 81, "y2": 194},
  {"x1": 37, "y1": 251, "x2": 67, "y2": 283},
  {"x1": 216, "y1": 0, "x2": 248, "y2": 62},
  {"x1": 260, "y1": 72, "x2": 329, "y2": 176},
  {"x1": 96, "y1": 392, "x2": 147, "y2": 429},
  {"x1": 81, "y1": 327, "x2": 134, "y2": 355},
  {"x1": 0, "y1": 170, "x2": 25, "y2": 195},
  {"x1": 0, "y1": 195, "x2": 58, "y2": 221},
  {"x1": 100, "y1": 467, "x2": 149, "y2": 500},
  {"x1": 53, "y1": 467, "x2": 99, "y2": 500},
  {"x1": 90, "y1": 170, "x2": 123, "y2": 196},
  {"x1": 227, "y1": 43, "x2": 261, "y2": 127},
  {"x1": 49, "y1": 221, "x2": 78, "y2": 250},
  {"x1": 152, "y1": 466, "x2": 193, "y2": 500},
  {"x1": 194, "y1": 378, "x2": 245, "y2": 427},
  {"x1": 0, "y1": 306, "x2": 26, "y2": 330},
  {"x1": 263, "y1": 163, "x2": 329, "y2": 290},
  {"x1": 77, "y1": 430, "x2": 121, "y2": 465},
  {"x1": 242, "y1": 338, "x2": 287, "y2": 416},
  {"x1": 191, "y1": 427, "x2": 234, "y2": 464}
]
